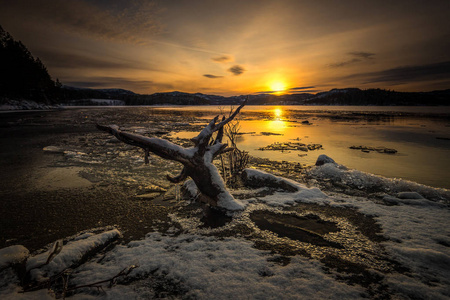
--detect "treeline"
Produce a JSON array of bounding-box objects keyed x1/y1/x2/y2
[{"x1": 0, "y1": 25, "x2": 60, "y2": 103}]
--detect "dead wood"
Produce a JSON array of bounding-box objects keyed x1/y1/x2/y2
[{"x1": 97, "y1": 98, "x2": 247, "y2": 210}]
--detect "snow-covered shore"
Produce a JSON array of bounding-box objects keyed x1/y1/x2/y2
[{"x1": 0, "y1": 100, "x2": 62, "y2": 111}]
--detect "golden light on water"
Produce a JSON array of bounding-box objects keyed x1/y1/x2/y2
[
  {"x1": 268, "y1": 107, "x2": 286, "y2": 132},
  {"x1": 267, "y1": 119, "x2": 287, "y2": 132},
  {"x1": 274, "y1": 108, "x2": 283, "y2": 118}
]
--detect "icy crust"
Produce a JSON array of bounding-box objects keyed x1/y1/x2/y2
[
  {"x1": 0, "y1": 245, "x2": 29, "y2": 269},
  {"x1": 68, "y1": 233, "x2": 364, "y2": 299},
  {"x1": 26, "y1": 229, "x2": 121, "y2": 282}
]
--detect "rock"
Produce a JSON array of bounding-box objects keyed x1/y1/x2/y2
[
  {"x1": 301, "y1": 120, "x2": 311, "y2": 125},
  {"x1": 43, "y1": 146, "x2": 65, "y2": 153},
  {"x1": 260, "y1": 132, "x2": 283, "y2": 136},
  {"x1": 384, "y1": 148, "x2": 397, "y2": 154},
  {"x1": 349, "y1": 145, "x2": 397, "y2": 154},
  {"x1": 315, "y1": 155, "x2": 336, "y2": 166}
]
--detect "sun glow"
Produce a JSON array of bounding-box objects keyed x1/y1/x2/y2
[{"x1": 269, "y1": 81, "x2": 287, "y2": 94}]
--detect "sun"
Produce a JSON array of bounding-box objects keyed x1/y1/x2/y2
[{"x1": 269, "y1": 81, "x2": 287, "y2": 95}]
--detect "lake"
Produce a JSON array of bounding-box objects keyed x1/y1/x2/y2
[{"x1": 167, "y1": 105, "x2": 450, "y2": 189}]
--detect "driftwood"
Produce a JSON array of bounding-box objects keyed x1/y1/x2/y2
[{"x1": 97, "y1": 99, "x2": 247, "y2": 211}]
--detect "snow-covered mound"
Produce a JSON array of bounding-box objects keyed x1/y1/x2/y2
[{"x1": 307, "y1": 155, "x2": 450, "y2": 203}]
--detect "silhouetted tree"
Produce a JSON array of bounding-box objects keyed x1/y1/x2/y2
[{"x1": 0, "y1": 25, "x2": 56, "y2": 103}]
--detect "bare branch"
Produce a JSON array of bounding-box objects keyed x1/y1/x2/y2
[{"x1": 213, "y1": 97, "x2": 247, "y2": 133}]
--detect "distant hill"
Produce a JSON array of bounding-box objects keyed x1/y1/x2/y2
[
  {"x1": 60, "y1": 87, "x2": 450, "y2": 106},
  {"x1": 302, "y1": 88, "x2": 450, "y2": 106}
]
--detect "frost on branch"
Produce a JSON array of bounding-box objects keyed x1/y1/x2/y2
[{"x1": 97, "y1": 99, "x2": 247, "y2": 211}]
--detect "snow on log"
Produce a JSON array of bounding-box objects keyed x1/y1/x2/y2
[{"x1": 26, "y1": 229, "x2": 121, "y2": 282}]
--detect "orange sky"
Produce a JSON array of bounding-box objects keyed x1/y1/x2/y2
[{"x1": 1, "y1": 0, "x2": 449, "y2": 96}]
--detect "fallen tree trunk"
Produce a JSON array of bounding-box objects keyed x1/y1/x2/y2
[{"x1": 97, "y1": 99, "x2": 247, "y2": 211}]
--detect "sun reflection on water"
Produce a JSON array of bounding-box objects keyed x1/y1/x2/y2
[
  {"x1": 268, "y1": 107, "x2": 287, "y2": 132},
  {"x1": 274, "y1": 107, "x2": 283, "y2": 119}
]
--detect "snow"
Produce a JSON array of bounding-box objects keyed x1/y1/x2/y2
[
  {"x1": 204, "y1": 153, "x2": 245, "y2": 211},
  {"x1": 243, "y1": 168, "x2": 327, "y2": 206},
  {"x1": 26, "y1": 229, "x2": 121, "y2": 282},
  {"x1": 2, "y1": 156, "x2": 450, "y2": 299},
  {"x1": 307, "y1": 161, "x2": 450, "y2": 203},
  {"x1": 67, "y1": 233, "x2": 365, "y2": 299},
  {"x1": 0, "y1": 245, "x2": 29, "y2": 269}
]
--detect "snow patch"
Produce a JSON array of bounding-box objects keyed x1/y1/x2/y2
[
  {"x1": 0, "y1": 245, "x2": 29, "y2": 269},
  {"x1": 68, "y1": 233, "x2": 364, "y2": 299}
]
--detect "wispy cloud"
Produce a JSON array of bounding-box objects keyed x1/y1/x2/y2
[
  {"x1": 351, "y1": 61, "x2": 450, "y2": 84},
  {"x1": 228, "y1": 65, "x2": 245, "y2": 76},
  {"x1": 203, "y1": 74, "x2": 224, "y2": 79},
  {"x1": 65, "y1": 76, "x2": 173, "y2": 93},
  {"x1": 212, "y1": 55, "x2": 234, "y2": 63},
  {"x1": 4, "y1": 0, "x2": 162, "y2": 44},
  {"x1": 348, "y1": 52, "x2": 375, "y2": 59},
  {"x1": 36, "y1": 49, "x2": 158, "y2": 71},
  {"x1": 289, "y1": 86, "x2": 316, "y2": 91},
  {"x1": 329, "y1": 51, "x2": 376, "y2": 68}
]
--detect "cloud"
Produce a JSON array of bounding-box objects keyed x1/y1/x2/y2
[
  {"x1": 212, "y1": 55, "x2": 234, "y2": 63},
  {"x1": 2, "y1": 0, "x2": 161, "y2": 44},
  {"x1": 203, "y1": 74, "x2": 224, "y2": 79},
  {"x1": 348, "y1": 52, "x2": 375, "y2": 59},
  {"x1": 329, "y1": 58, "x2": 362, "y2": 68},
  {"x1": 351, "y1": 61, "x2": 450, "y2": 84},
  {"x1": 256, "y1": 89, "x2": 319, "y2": 94},
  {"x1": 289, "y1": 86, "x2": 316, "y2": 91},
  {"x1": 35, "y1": 50, "x2": 148, "y2": 70},
  {"x1": 228, "y1": 65, "x2": 245, "y2": 76},
  {"x1": 329, "y1": 51, "x2": 375, "y2": 68},
  {"x1": 65, "y1": 76, "x2": 173, "y2": 93}
]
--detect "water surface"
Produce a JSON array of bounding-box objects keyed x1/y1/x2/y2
[{"x1": 170, "y1": 106, "x2": 450, "y2": 189}]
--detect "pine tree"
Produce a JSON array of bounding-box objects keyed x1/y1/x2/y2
[{"x1": 0, "y1": 25, "x2": 56, "y2": 103}]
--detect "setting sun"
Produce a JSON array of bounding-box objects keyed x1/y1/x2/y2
[{"x1": 269, "y1": 81, "x2": 287, "y2": 94}]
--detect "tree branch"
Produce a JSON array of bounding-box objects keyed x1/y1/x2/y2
[{"x1": 213, "y1": 97, "x2": 247, "y2": 133}]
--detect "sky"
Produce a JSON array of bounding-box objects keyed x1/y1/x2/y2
[{"x1": 1, "y1": 0, "x2": 449, "y2": 96}]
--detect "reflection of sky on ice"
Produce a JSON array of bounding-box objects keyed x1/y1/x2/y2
[{"x1": 173, "y1": 106, "x2": 450, "y2": 189}]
